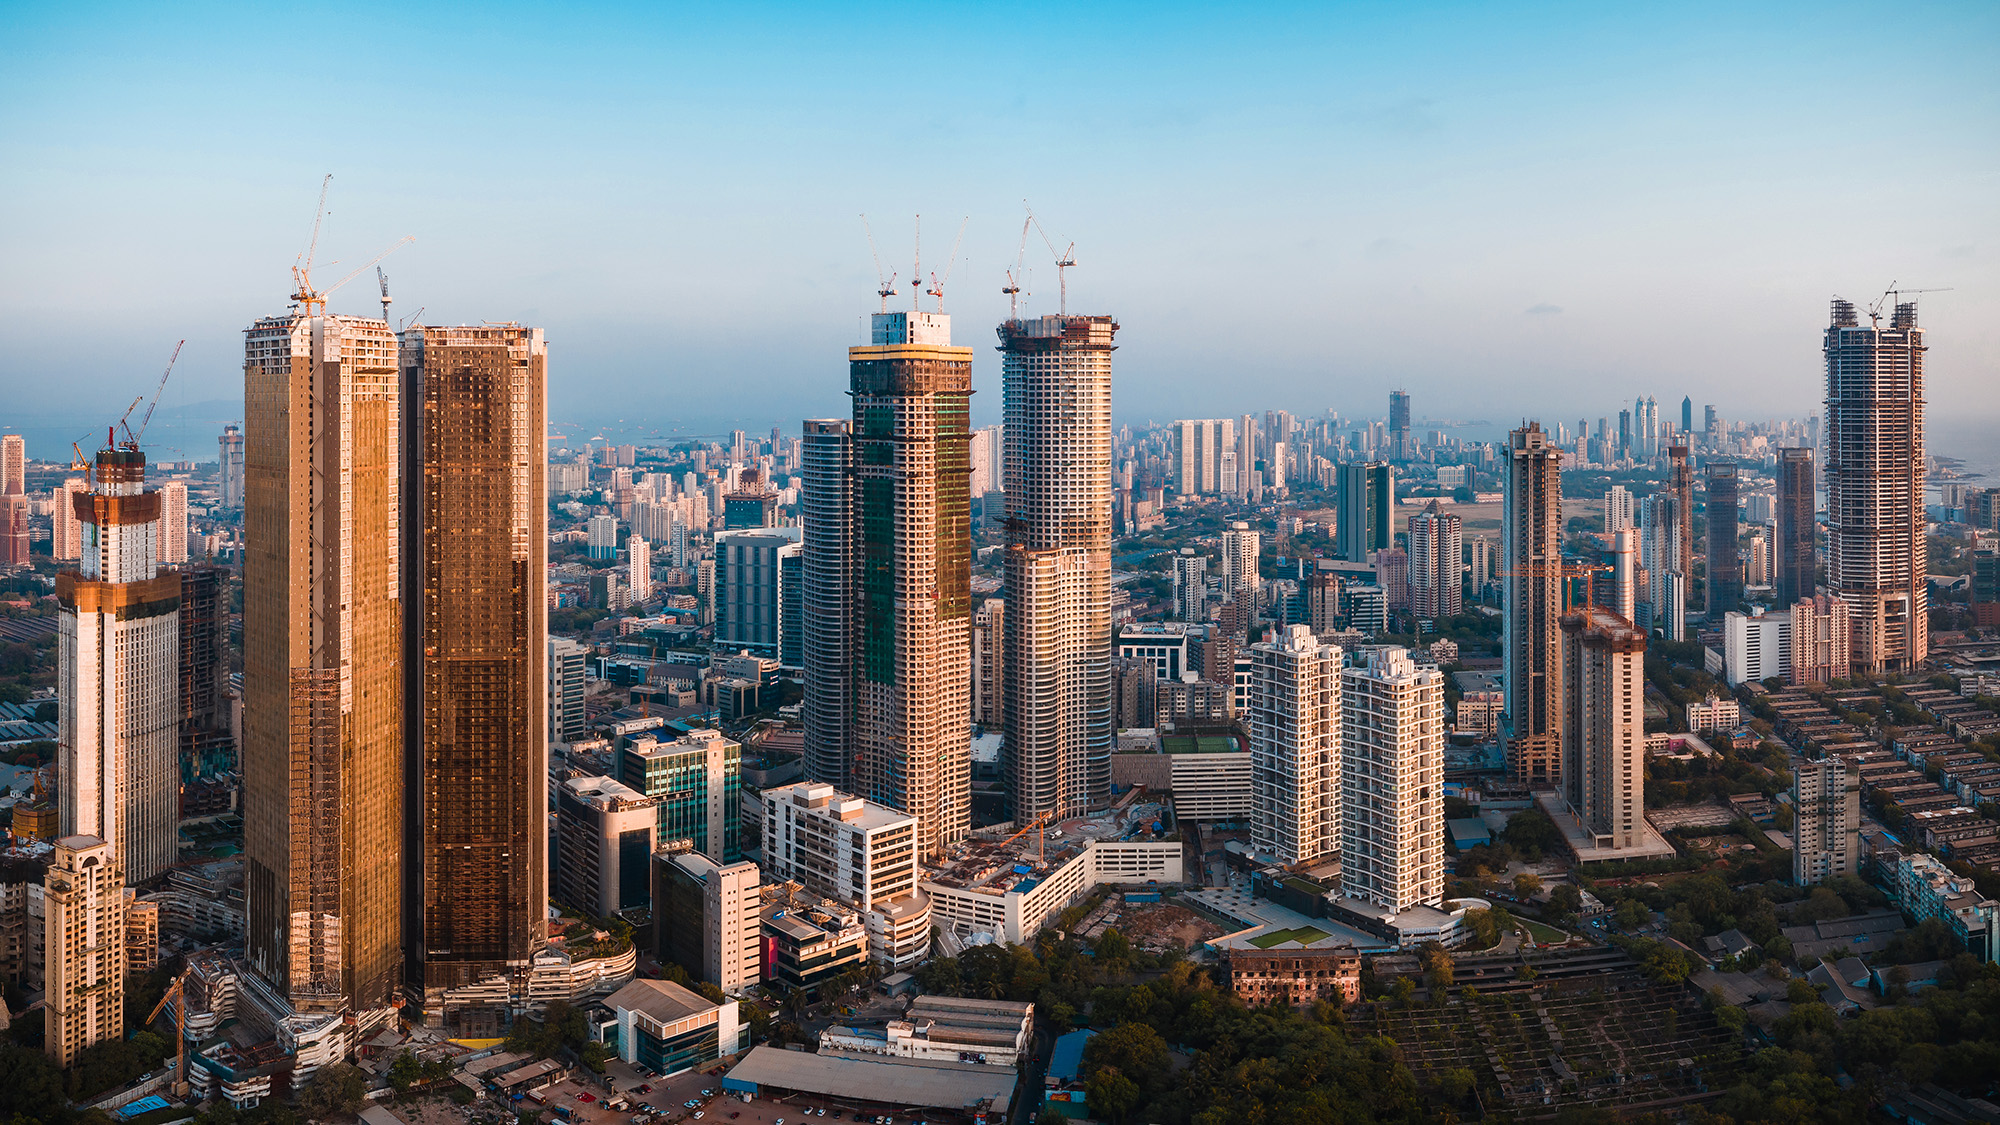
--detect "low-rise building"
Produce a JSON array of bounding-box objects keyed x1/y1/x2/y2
[
  {"x1": 1224, "y1": 947, "x2": 1362, "y2": 1007},
  {"x1": 922, "y1": 833, "x2": 1183, "y2": 946},
  {"x1": 761, "y1": 891, "x2": 870, "y2": 999},
  {"x1": 1895, "y1": 852, "x2": 2000, "y2": 963},
  {"x1": 819, "y1": 996, "x2": 1033, "y2": 1069},
  {"x1": 601, "y1": 977, "x2": 744, "y2": 1077},
  {"x1": 1685, "y1": 692, "x2": 1740, "y2": 733}
]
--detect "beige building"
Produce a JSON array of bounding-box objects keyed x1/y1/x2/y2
[
  {"x1": 1794, "y1": 756, "x2": 1861, "y2": 886},
  {"x1": 655, "y1": 850, "x2": 761, "y2": 992},
  {"x1": 1791, "y1": 594, "x2": 1852, "y2": 686},
  {"x1": 243, "y1": 307, "x2": 404, "y2": 1016},
  {"x1": 1341, "y1": 647, "x2": 1444, "y2": 912},
  {"x1": 1560, "y1": 608, "x2": 1647, "y2": 851},
  {"x1": 45, "y1": 835, "x2": 126, "y2": 1068},
  {"x1": 761, "y1": 782, "x2": 929, "y2": 968},
  {"x1": 1248, "y1": 625, "x2": 1342, "y2": 867},
  {"x1": 1503, "y1": 423, "x2": 1564, "y2": 787},
  {"x1": 971, "y1": 598, "x2": 1004, "y2": 731}
]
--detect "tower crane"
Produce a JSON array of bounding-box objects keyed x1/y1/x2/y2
[
  {"x1": 925, "y1": 216, "x2": 968, "y2": 312},
  {"x1": 861, "y1": 214, "x2": 898, "y2": 313},
  {"x1": 1864, "y1": 281, "x2": 1953, "y2": 327},
  {"x1": 288, "y1": 174, "x2": 414, "y2": 316},
  {"x1": 377, "y1": 265, "x2": 393, "y2": 323},
  {"x1": 911, "y1": 213, "x2": 921, "y2": 313},
  {"x1": 1496, "y1": 560, "x2": 1613, "y2": 613},
  {"x1": 1025, "y1": 204, "x2": 1076, "y2": 314},
  {"x1": 119, "y1": 339, "x2": 185, "y2": 450},
  {"x1": 144, "y1": 970, "x2": 191, "y2": 1098},
  {"x1": 1001, "y1": 217, "x2": 1031, "y2": 320}
]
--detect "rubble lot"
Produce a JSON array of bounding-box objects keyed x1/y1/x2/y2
[{"x1": 1112, "y1": 901, "x2": 1227, "y2": 952}]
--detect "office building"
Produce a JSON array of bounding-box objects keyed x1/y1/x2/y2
[
  {"x1": 1221, "y1": 521, "x2": 1260, "y2": 604},
  {"x1": 801, "y1": 419, "x2": 854, "y2": 789},
  {"x1": 555, "y1": 775, "x2": 656, "y2": 919},
  {"x1": 971, "y1": 599, "x2": 1004, "y2": 730},
  {"x1": 1337, "y1": 462, "x2": 1392, "y2": 564},
  {"x1": 1824, "y1": 297, "x2": 1928, "y2": 673},
  {"x1": 1248, "y1": 625, "x2": 1342, "y2": 868},
  {"x1": 1503, "y1": 423, "x2": 1563, "y2": 787},
  {"x1": 1559, "y1": 607, "x2": 1646, "y2": 851},
  {"x1": 1790, "y1": 594, "x2": 1851, "y2": 686},
  {"x1": 1603, "y1": 485, "x2": 1634, "y2": 534},
  {"x1": 1115, "y1": 622, "x2": 1191, "y2": 682},
  {"x1": 996, "y1": 315, "x2": 1116, "y2": 823},
  {"x1": 1306, "y1": 561, "x2": 1342, "y2": 636},
  {"x1": 1388, "y1": 390, "x2": 1413, "y2": 460},
  {"x1": 243, "y1": 305, "x2": 403, "y2": 1015},
  {"x1": 1777, "y1": 448, "x2": 1815, "y2": 607},
  {"x1": 178, "y1": 566, "x2": 233, "y2": 783},
  {"x1": 602, "y1": 977, "x2": 743, "y2": 1075},
  {"x1": 59, "y1": 445, "x2": 180, "y2": 884},
  {"x1": 1704, "y1": 461, "x2": 1740, "y2": 609},
  {"x1": 1794, "y1": 756, "x2": 1861, "y2": 886},
  {"x1": 1340, "y1": 647, "x2": 1444, "y2": 912},
  {"x1": 761, "y1": 782, "x2": 931, "y2": 967},
  {"x1": 587, "y1": 514, "x2": 619, "y2": 561},
  {"x1": 1723, "y1": 608, "x2": 1791, "y2": 687},
  {"x1": 654, "y1": 850, "x2": 761, "y2": 992},
  {"x1": 620, "y1": 728, "x2": 742, "y2": 864},
  {"x1": 716, "y1": 527, "x2": 803, "y2": 662},
  {"x1": 1407, "y1": 500, "x2": 1462, "y2": 619},
  {"x1": 1345, "y1": 584, "x2": 1388, "y2": 636},
  {"x1": 398, "y1": 323, "x2": 549, "y2": 1013},
  {"x1": 1171, "y1": 548, "x2": 1209, "y2": 622},
  {"x1": 792, "y1": 310, "x2": 980, "y2": 856},
  {"x1": 44, "y1": 836, "x2": 126, "y2": 1068},
  {"x1": 218, "y1": 423, "x2": 245, "y2": 508},
  {"x1": 548, "y1": 637, "x2": 589, "y2": 744}
]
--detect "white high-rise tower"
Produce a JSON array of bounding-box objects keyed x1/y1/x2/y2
[{"x1": 1248, "y1": 625, "x2": 1342, "y2": 867}]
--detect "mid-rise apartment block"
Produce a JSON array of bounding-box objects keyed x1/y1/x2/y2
[
  {"x1": 1793, "y1": 756, "x2": 1860, "y2": 886},
  {"x1": 760, "y1": 782, "x2": 930, "y2": 967},
  {"x1": 1790, "y1": 594, "x2": 1851, "y2": 686},
  {"x1": 44, "y1": 835, "x2": 126, "y2": 1068},
  {"x1": 1724, "y1": 608, "x2": 1790, "y2": 687}
]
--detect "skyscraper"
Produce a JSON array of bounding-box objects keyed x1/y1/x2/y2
[
  {"x1": 1669, "y1": 444, "x2": 1693, "y2": 598},
  {"x1": 1608, "y1": 528, "x2": 1639, "y2": 625},
  {"x1": 1559, "y1": 607, "x2": 1646, "y2": 851},
  {"x1": 0, "y1": 434, "x2": 22, "y2": 495},
  {"x1": 159, "y1": 480, "x2": 189, "y2": 563},
  {"x1": 1172, "y1": 548, "x2": 1209, "y2": 622},
  {"x1": 59, "y1": 445, "x2": 180, "y2": 884},
  {"x1": 1340, "y1": 646, "x2": 1444, "y2": 912},
  {"x1": 1001, "y1": 313, "x2": 1116, "y2": 823},
  {"x1": 1825, "y1": 298, "x2": 1927, "y2": 674},
  {"x1": 1704, "y1": 460, "x2": 1740, "y2": 610},
  {"x1": 1603, "y1": 485, "x2": 1634, "y2": 534},
  {"x1": 0, "y1": 433, "x2": 25, "y2": 567},
  {"x1": 715, "y1": 527, "x2": 803, "y2": 661},
  {"x1": 179, "y1": 566, "x2": 233, "y2": 783},
  {"x1": 1776, "y1": 448, "x2": 1816, "y2": 607},
  {"x1": 1641, "y1": 492, "x2": 1687, "y2": 640},
  {"x1": 801, "y1": 419, "x2": 854, "y2": 790},
  {"x1": 628, "y1": 535, "x2": 652, "y2": 603},
  {"x1": 1503, "y1": 423, "x2": 1563, "y2": 787},
  {"x1": 1336, "y1": 461, "x2": 1392, "y2": 565},
  {"x1": 243, "y1": 306, "x2": 403, "y2": 1016},
  {"x1": 548, "y1": 637, "x2": 589, "y2": 744},
  {"x1": 1221, "y1": 521, "x2": 1260, "y2": 605},
  {"x1": 398, "y1": 323, "x2": 548, "y2": 1024},
  {"x1": 1388, "y1": 390, "x2": 1412, "y2": 461},
  {"x1": 1407, "y1": 499, "x2": 1462, "y2": 619},
  {"x1": 52, "y1": 476, "x2": 88, "y2": 560},
  {"x1": 1248, "y1": 625, "x2": 1341, "y2": 868},
  {"x1": 44, "y1": 835, "x2": 126, "y2": 1068},
  {"x1": 1681, "y1": 396, "x2": 1693, "y2": 436},
  {"x1": 1172, "y1": 419, "x2": 1232, "y2": 496},
  {"x1": 845, "y1": 310, "x2": 972, "y2": 858},
  {"x1": 218, "y1": 422, "x2": 245, "y2": 508}
]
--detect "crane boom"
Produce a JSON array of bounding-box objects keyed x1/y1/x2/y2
[
  {"x1": 927, "y1": 216, "x2": 969, "y2": 311},
  {"x1": 1024, "y1": 204, "x2": 1076, "y2": 314},
  {"x1": 130, "y1": 339, "x2": 185, "y2": 448},
  {"x1": 861, "y1": 214, "x2": 897, "y2": 313}
]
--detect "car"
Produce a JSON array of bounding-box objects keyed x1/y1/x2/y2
[
  {"x1": 694, "y1": 1115, "x2": 704, "y2": 1121},
  {"x1": 701, "y1": 1089, "x2": 714, "y2": 1097},
  {"x1": 637, "y1": 1085, "x2": 652, "y2": 1094},
  {"x1": 685, "y1": 1102, "x2": 699, "y2": 1109},
  {"x1": 729, "y1": 1115, "x2": 741, "y2": 1120},
  {"x1": 578, "y1": 1094, "x2": 597, "y2": 1103}
]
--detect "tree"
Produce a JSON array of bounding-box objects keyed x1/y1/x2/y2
[
  {"x1": 1086, "y1": 1065, "x2": 1141, "y2": 1125},
  {"x1": 1503, "y1": 809, "x2": 1562, "y2": 859},
  {"x1": 389, "y1": 1050, "x2": 424, "y2": 1094},
  {"x1": 0, "y1": 1045, "x2": 65, "y2": 1119},
  {"x1": 1514, "y1": 872, "x2": 1544, "y2": 900},
  {"x1": 299, "y1": 1062, "x2": 367, "y2": 1118},
  {"x1": 1420, "y1": 943, "x2": 1455, "y2": 992},
  {"x1": 1547, "y1": 883, "x2": 1583, "y2": 921}
]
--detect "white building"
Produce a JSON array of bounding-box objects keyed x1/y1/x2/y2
[
  {"x1": 654, "y1": 850, "x2": 761, "y2": 992},
  {"x1": 761, "y1": 783, "x2": 931, "y2": 968},
  {"x1": 1560, "y1": 608, "x2": 1647, "y2": 851},
  {"x1": 1340, "y1": 647, "x2": 1444, "y2": 913},
  {"x1": 548, "y1": 637, "x2": 589, "y2": 744},
  {"x1": 1604, "y1": 485, "x2": 1634, "y2": 534},
  {"x1": 1172, "y1": 548, "x2": 1209, "y2": 622},
  {"x1": 1685, "y1": 691, "x2": 1740, "y2": 733},
  {"x1": 922, "y1": 837, "x2": 1183, "y2": 946},
  {"x1": 1723, "y1": 607, "x2": 1791, "y2": 687},
  {"x1": 1115, "y1": 622, "x2": 1192, "y2": 682},
  {"x1": 819, "y1": 996, "x2": 1033, "y2": 1069},
  {"x1": 59, "y1": 447, "x2": 179, "y2": 884},
  {"x1": 1221, "y1": 521, "x2": 1261, "y2": 604},
  {"x1": 1793, "y1": 756, "x2": 1859, "y2": 886},
  {"x1": 628, "y1": 535, "x2": 651, "y2": 603},
  {"x1": 587, "y1": 513, "x2": 619, "y2": 561},
  {"x1": 1248, "y1": 625, "x2": 1342, "y2": 867}
]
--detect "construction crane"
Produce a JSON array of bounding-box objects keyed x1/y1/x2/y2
[
  {"x1": 1001, "y1": 216, "x2": 1031, "y2": 319},
  {"x1": 289, "y1": 174, "x2": 414, "y2": 316},
  {"x1": 1497, "y1": 561, "x2": 1614, "y2": 612},
  {"x1": 996, "y1": 812, "x2": 1056, "y2": 868},
  {"x1": 1864, "y1": 281, "x2": 1953, "y2": 327},
  {"x1": 399, "y1": 306, "x2": 425, "y2": 333},
  {"x1": 144, "y1": 970, "x2": 191, "y2": 1098},
  {"x1": 925, "y1": 216, "x2": 968, "y2": 312},
  {"x1": 861, "y1": 214, "x2": 897, "y2": 313},
  {"x1": 1025, "y1": 204, "x2": 1076, "y2": 314},
  {"x1": 377, "y1": 265, "x2": 393, "y2": 323},
  {"x1": 117, "y1": 339, "x2": 185, "y2": 450}
]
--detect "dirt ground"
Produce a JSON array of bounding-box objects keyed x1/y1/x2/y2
[{"x1": 1117, "y1": 902, "x2": 1226, "y2": 952}]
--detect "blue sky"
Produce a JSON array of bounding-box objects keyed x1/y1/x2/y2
[{"x1": 2, "y1": 1, "x2": 1996, "y2": 454}]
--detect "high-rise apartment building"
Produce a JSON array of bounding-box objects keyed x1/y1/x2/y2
[
  {"x1": 1793, "y1": 756, "x2": 1860, "y2": 886},
  {"x1": 1559, "y1": 608, "x2": 1646, "y2": 851},
  {"x1": 179, "y1": 566, "x2": 233, "y2": 783},
  {"x1": 716, "y1": 527, "x2": 803, "y2": 663},
  {"x1": 1220, "y1": 521, "x2": 1260, "y2": 605},
  {"x1": 1790, "y1": 594, "x2": 1851, "y2": 686},
  {"x1": 0, "y1": 434, "x2": 25, "y2": 568},
  {"x1": 1, "y1": 434, "x2": 22, "y2": 495},
  {"x1": 1171, "y1": 549, "x2": 1209, "y2": 622},
  {"x1": 1604, "y1": 485, "x2": 1634, "y2": 534},
  {"x1": 839, "y1": 310, "x2": 973, "y2": 858},
  {"x1": 971, "y1": 599, "x2": 1005, "y2": 731},
  {"x1": 628, "y1": 535, "x2": 652, "y2": 603},
  {"x1": 619, "y1": 728, "x2": 742, "y2": 864},
  {"x1": 1340, "y1": 647, "x2": 1444, "y2": 912},
  {"x1": 1824, "y1": 297, "x2": 1927, "y2": 674},
  {"x1": 52, "y1": 476, "x2": 88, "y2": 561},
  {"x1": 1641, "y1": 492, "x2": 1687, "y2": 639},
  {"x1": 218, "y1": 423, "x2": 245, "y2": 509},
  {"x1": 243, "y1": 307, "x2": 403, "y2": 1015},
  {"x1": 587, "y1": 513, "x2": 618, "y2": 561},
  {"x1": 1248, "y1": 625, "x2": 1341, "y2": 868},
  {"x1": 1503, "y1": 423, "x2": 1563, "y2": 787},
  {"x1": 1669, "y1": 444, "x2": 1694, "y2": 599},
  {"x1": 1704, "y1": 461, "x2": 1740, "y2": 610},
  {"x1": 59, "y1": 446, "x2": 180, "y2": 884},
  {"x1": 1776, "y1": 448, "x2": 1816, "y2": 607},
  {"x1": 1172, "y1": 419, "x2": 1233, "y2": 496},
  {"x1": 801, "y1": 419, "x2": 854, "y2": 789},
  {"x1": 1001, "y1": 314, "x2": 1116, "y2": 822},
  {"x1": 398, "y1": 323, "x2": 548, "y2": 1018},
  {"x1": 159, "y1": 480, "x2": 189, "y2": 564},
  {"x1": 1407, "y1": 500, "x2": 1462, "y2": 618},
  {"x1": 548, "y1": 637, "x2": 588, "y2": 744},
  {"x1": 44, "y1": 835, "x2": 126, "y2": 1068},
  {"x1": 1608, "y1": 528, "x2": 1639, "y2": 625},
  {"x1": 1468, "y1": 535, "x2": 1492, "y2": 593},
  {"x1": 1336, "y1": 462, "x2": 1392, "y2": 564}
]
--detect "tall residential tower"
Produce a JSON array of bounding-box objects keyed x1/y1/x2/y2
[{"x1": 1503, "y1": 423, "x2": 1563, "y2": 787}]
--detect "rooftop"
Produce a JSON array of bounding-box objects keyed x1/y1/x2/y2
[
  {"x1": 724, "y1": 1045, "x2": 1014, "y2": 1112},
  {"x1": 603, "y1": 977, "x2": 718, "y2": 1025}
]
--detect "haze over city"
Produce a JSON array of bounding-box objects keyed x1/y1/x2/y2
[{"x1": 4, "y1": 1, "x2": 1998, "y2": 448}]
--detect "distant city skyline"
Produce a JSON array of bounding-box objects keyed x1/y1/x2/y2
[{"x1": 3, "y1": 3, "x2": 1996, "y2": 442}]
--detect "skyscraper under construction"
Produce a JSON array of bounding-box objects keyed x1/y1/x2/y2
[
  {"x1": 1825, "y1": 297, "x2": 1927, "y2": 674},
  {"x1": 1000, "y1": 314, "x2": 1117, "y2": 822},
  {"x1": 400, "y1": 324, "x2": 548, "y2": 1026},
  {"x1": 243, "y1": 303, "x2": 403, "y2": 1017},
  {"x1": 805, "y1": 310, "x2": 972, "y2": 859},
  {"x1": 1503, "y1": 422, "x2": 1563, "y2": 787}
]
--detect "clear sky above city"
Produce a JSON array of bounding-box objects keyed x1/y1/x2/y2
[{"x1": 2, "y1": 1, "x2": 1996, "y2": 457}]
